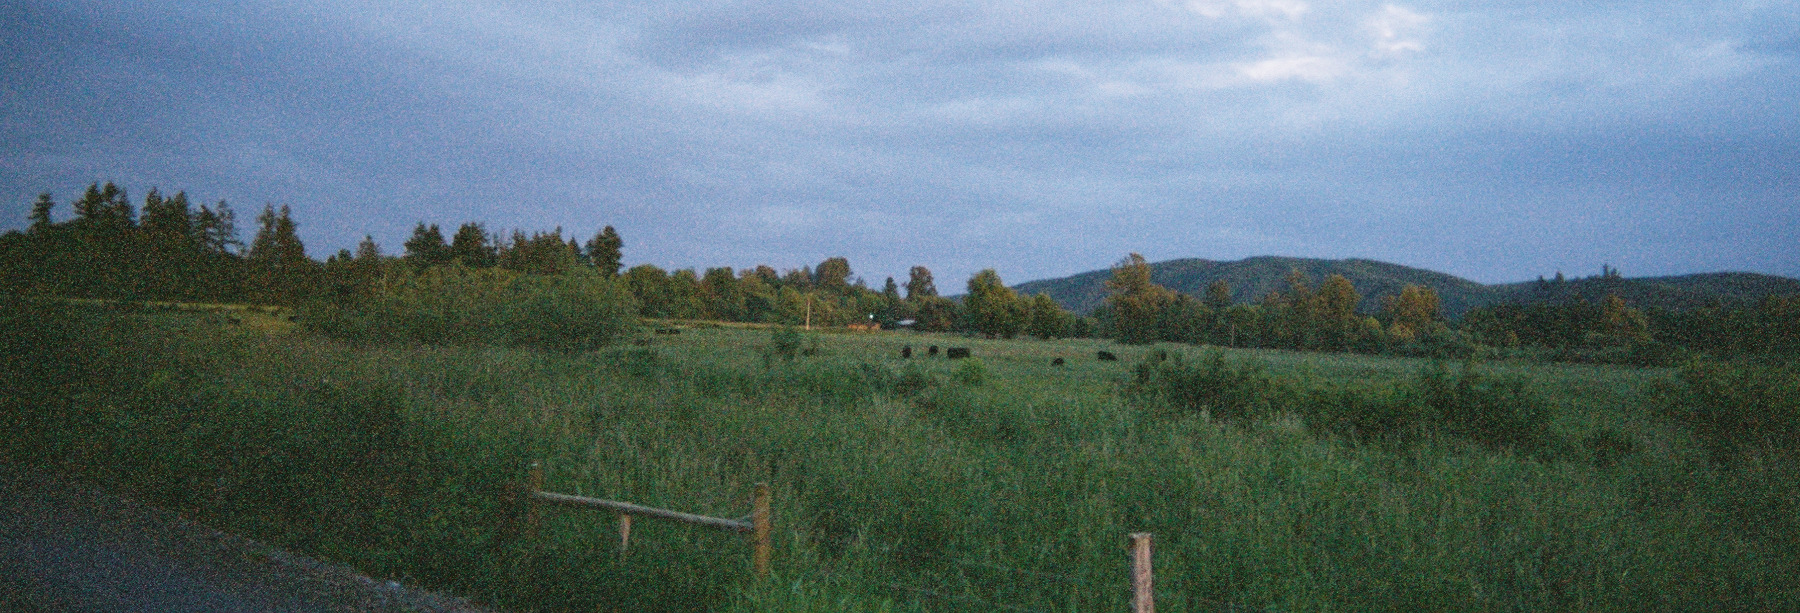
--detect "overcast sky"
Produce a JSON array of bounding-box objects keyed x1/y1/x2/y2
[{"x1": 3, "y1": 0, "x2": 1796, "y2": 286}]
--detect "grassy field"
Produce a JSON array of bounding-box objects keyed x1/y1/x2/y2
[{"x1": 3, "y1": 302, "x2": 1795, "y2": 612}]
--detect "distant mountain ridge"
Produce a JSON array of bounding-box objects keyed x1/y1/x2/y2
[{"x1": 1010, "y1": 256, "x2": 1800, "y2": 317}]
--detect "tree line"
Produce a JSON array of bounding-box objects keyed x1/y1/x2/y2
[{"x1": 5, "y1": 183, "x2": 1794, "y2": 362}]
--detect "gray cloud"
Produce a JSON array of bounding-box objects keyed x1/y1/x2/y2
[{"x1": 3, "y1": 0, "x2": 1796, "y2": 287}]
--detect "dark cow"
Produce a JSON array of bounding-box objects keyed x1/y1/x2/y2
[
  {"x1": 901, "y1": 346, "x2": 913, "y2": 359},
  {"x1": 1096, "y1": 351, "x2": 1118, "y2": 361},
  {"x1": 946, "y1": 347, "x2": 971, "y2": 359},
  {"x1": 1051, "y1": 357, "x2": 1065, "y2": 366},
  {"x1": 927, "y1": 345, "x2": 940, "y2": 356},
  {"x1": 655, "y1": 328, "x2": 682, "y2": 335}
]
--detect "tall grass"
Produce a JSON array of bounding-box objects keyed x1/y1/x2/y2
[{"x1": 3, "y1": 302, "x2": 1796, "y2": 611}]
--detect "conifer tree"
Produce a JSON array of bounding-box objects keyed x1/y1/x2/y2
[
  {"x1": 29, "y1": 193, "x2": 55, "y2": 233},
  {"x1": 403, "y1": 222, "x2": 451, "y2": 268},
  {"x1": 248, "y1": 204, "x2": 313, "y2": 304},
  {"x1": 449, "y1": 222, "x2": 496, "y2": 267},
  {"x1": 195, "y1": 201, "x2": 241, "y2": 254},
  {"x1": 355, "y1": 235, "x2": 382, "y2": 260},
  {"x1": 585, "y1": 226, "x2": 623, "y2": 278}
]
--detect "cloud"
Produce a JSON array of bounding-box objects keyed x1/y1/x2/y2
[
  {"x1": 2, "y1": 0, "x2": 1796, "y2": 284},
  {"x1": 1367, "y1": 4, "x2": 1428, "y2": 55}
]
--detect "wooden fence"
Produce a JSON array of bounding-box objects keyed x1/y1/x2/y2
[
  {"x1": 517, "y1": 464, "x2": 1159, "y2": 610},
  {"x1": 521, "y1": 463, "x2": 772, "y2": 578}
]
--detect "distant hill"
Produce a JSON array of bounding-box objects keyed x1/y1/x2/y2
[
  {"x1": 1011, "y1": 257, "x2": 1800, "y2": 317},
  {"x1": 1489, "y1": 272, "x2": 1800, "y2": 312}
]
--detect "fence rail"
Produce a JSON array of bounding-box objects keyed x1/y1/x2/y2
[
  {"x1": 521, "y1": 464, "x2": 771, "y2": 578},
  {"x1": 531, "y1": 491, "x2": 755, "y2": 532},
  {"x1": 519, "y1": 464, "x2": 1158, "y2": 610}
]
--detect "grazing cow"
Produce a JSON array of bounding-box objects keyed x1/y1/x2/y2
[
  {"x1": 946, "y1": 347, "x2": 971, "y2": 359},
  {"x1": 901, "y1": 346, "x2": 913, "y2": 359},
  {"x1": 928, "y1": 345, "x2": 940, "y2": 356},
  {"x1": 1051, "y1": 357, "x2": 1065, "y2": 366},
  {"x1": 227, "y1": 316, "x2": 241, "y2": 325},
  {"x1": 1096, "y1": 351, "x2": 1118, "y2": 361},
  {"x1": 288, "y1": 315, "x2": 299, "y2": 322}
]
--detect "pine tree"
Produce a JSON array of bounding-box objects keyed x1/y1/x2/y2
[
  {"x1": 449, "y1": 222, "x2": 496, "y2": 267},
  {"x1": 499, "y1": 229, "x2": 576, "y2": 275},
  {"x1": 585, "y1": 226, "x2": 623, "y2": 278},
  {"x1": 247, "y1": 204, "x2": 313, "y2": 304},
  {"x1": 403, "y1": 222, "x2": 451, "y2": 268},
  {"x1": 355, "y1": 235, "x2": 382, "y2": 260},
  {"x1": 29, "y1": 193, "x2": 55, "y2": 232},
  {"x1": 195, "y1": 201, "x2": 241, "y2": 254}
]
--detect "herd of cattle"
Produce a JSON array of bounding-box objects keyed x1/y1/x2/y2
[
  {"x1": 631, "y1": 326, "x2": 1125, "y2": 366},
  {"x1": 900, "y1": 344, "x2": 1118, "y2": 366}
]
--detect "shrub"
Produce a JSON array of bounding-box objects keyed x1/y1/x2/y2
[
  {"x1": 1583, "y1": 428, "x2": 1639, "y2": 468},
  {"x1": 1129, "y1": 351, "x2": 1294, "y2": 422},
  {"x1": 1662, "y1": 359, "x2": 1800, "y2": 465},
  {"x1": 952, "y1": 358, "x2": 987, "y2": 386},
  {"x1": 1304, "y1": 381, "x2": 1429, "y2": 445},
  {"x1": 1415, "y1": 360, "x2": 1549, "y2": 450},
  {"x1": 1131, "y1": 350, "x2": 1550, "y2": 451},
  {"x1": 300, "y1": 266, "x2": 637, "y2": 351},
  {"x1": 769, "y1": 326, "x2": 802, "y2": 361}
]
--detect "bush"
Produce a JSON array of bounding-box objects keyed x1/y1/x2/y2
[
  {"x1": 301, "y1": 266, "x2": 637, "y2": 351},
  {"x1": 1130, "y1": 350, "x2": 1550, "y2": 451},
  {"x1": 952, "y1": 358, "x2": 987, "y2": 386},
  {"x1": 1129, "y1": 351, "x2": 1294, "y2": 422},
  {"x1": 1662, "y1": 359, "x2": 1800, "y2": 465},
  {"x1": 1304, "y1": 381, "x2": 1429, "y2": 445},
  {"x1": 770, "y1": 326, "x2": 803, "y2": 361},
  {"x1": 1415, "y1": 360, "x2": 1549, "y2": 450}
]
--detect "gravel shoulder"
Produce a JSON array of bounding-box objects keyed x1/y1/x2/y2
[{"x1": 0, "y1": 462, "x2": 503, "y2": 613}]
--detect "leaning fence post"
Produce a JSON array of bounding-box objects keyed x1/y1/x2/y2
[
  {"x1": 1130, "y1": 532, "x2": 1154, "y2": 613},
  {"x1": 618, "y1": 513, "x2": 632, "y2": 559},
  {"x1": 752, "y1": 482, "x2": 771, "y2": 578},
  {"x1": 526, "y1": 462, "x2": 544, "y2": 540}
]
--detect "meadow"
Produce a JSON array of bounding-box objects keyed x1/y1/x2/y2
[{"x1": 2, "y1": 300, "x2": 1795, "y2": 612}]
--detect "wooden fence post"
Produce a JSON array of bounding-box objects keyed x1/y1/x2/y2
[
  {"x1": 1130, "y1": 532, "x2": 1154, "y2": 613},
  {"x1": 526, "y1": 462, "x2": 544, "y2": 540},
  {"x1": 752, "y1": 482, "x2": 771, "y2": 578},
  {"x1": 618, "y1": 513, "x2": 632, "y2": 559}
]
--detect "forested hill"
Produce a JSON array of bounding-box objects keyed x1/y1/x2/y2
[
  {"x1": 1011, "y1": 256, "x2": 1800, "y2": 317},
  {"x1": 1488, "y1": 272, "x2": 1800, "y2": 313}
]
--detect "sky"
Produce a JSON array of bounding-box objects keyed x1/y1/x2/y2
[{"x1": 3, "y1": 0, "x2": 1797, "y2": 287}]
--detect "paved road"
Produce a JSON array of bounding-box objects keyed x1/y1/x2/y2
[{"x1": 0, "y1": 463, "x2": 497, "y2": 612}]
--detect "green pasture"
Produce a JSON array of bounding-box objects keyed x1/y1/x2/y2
[{"x1": 2, "y1": 302, "x2": 1794, "y2": 612}]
